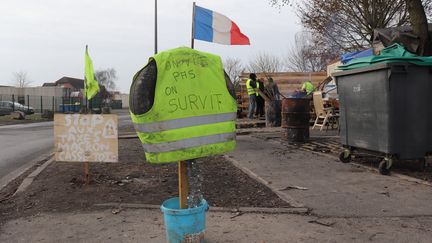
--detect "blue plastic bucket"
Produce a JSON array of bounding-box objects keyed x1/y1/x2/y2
[{"x1": 160, "y1": 197, "x2": 209, "y2": 243}]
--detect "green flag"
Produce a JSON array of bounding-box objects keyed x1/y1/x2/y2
[{"x1": 84, "y1": 45, "x2": 100, "y2": 100}]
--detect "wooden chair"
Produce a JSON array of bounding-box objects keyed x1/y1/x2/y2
[{"x1": 312, "y1": 91, "x2": 334, "y2": 131}]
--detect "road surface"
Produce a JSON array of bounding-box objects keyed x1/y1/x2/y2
[
  {"x1": 0, "y1": 110, "x2": 132, "y2": 184},
  {"x1": 0, "y1": 122, "x2": 53, "y2": 181}
]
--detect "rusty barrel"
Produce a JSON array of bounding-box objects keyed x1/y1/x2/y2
[{"x1": 281, "y1": 98, "x2": 310, "y2": 142}]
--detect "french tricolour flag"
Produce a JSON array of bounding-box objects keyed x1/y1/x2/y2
[{"x1": 193, "y1": 5, "x2": 250, "y2": 45}]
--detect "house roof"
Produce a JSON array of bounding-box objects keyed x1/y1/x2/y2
[
  {"x1": 42, "y1": 83, "x2": 57, "y2": 87},
  {"x1": 54, "y1": 77, "x2": 84, "y2": 89},
  {"x1": 42, "y1": 77, "x2": 84, "y2": 89}
]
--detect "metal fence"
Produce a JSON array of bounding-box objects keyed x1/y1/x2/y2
[{"x1": 0, "y1": 94, "x2": 85, "y2": 113}]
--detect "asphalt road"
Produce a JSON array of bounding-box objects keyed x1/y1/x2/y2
[
  {"x1": 0, "y1": 122, "x2": 54, "y2": 181},
  {"x1": 116, "y1": 110, "x2": 132, "y2": 129},
  {"x1": 0, "y1": 110, "x2": 132, "y2": 184}
]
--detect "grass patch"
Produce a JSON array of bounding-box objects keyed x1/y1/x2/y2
[{"x1": 0, "y1": 113, "x2": 51, "y2": 125}]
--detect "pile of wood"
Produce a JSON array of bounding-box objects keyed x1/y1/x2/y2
[{"x1": 237, "y1": 72, "x2": 327, "y2": 116}]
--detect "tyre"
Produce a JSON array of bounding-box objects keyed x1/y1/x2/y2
[
  {"x1": 339, "y1": 151, "x2": 351, "y2": 163},
  {"x1": 378, "y1": 159, "x2": 391, "y2": 175},
  {"x1": 419, "y1": 158, "x2": 427, "y2": 171}
]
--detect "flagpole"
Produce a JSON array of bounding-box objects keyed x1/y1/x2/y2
[
  {"x1": 191, "y1": 2, "x2": 196, "y2": 49},
  {"x1": 84, "y1": 45, "x2": 90, "y2": 185},
  {"x1": 154, "y1": 0, "x2": 158, "y2": 54},
  {"x1": 85, "y1": 45, "x2": 88, "y2": 113}
]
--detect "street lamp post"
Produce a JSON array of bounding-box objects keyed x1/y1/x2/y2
[{"x1": 154, "y1": 0, "x2": 158, "y2": 54}]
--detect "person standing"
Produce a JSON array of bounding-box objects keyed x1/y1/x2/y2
[
  {"x1": 265, "y1": 77, "x2": 282, "y2": 127},
  {"x1": 266, "y1": 77, "x2": 280, "y2": 100},
  {"x1": 246, "y1": 73, "x2": 258, "y2": 119},
  {"x1": 255, "y1": 78, "x2": 265, "y2": 118}
]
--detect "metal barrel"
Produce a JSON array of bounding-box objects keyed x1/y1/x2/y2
[{"x1": 281, "y1": 98, "x2": 310, "y2": 142}]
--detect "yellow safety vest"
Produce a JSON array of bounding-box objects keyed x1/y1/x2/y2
[
  {"x1": 246, "y1": 79, "x2": 256, "y2": 95},
  {"x1": 302, "y1": 81, "x2": 315, "y2": 95},
  {"x1": 130, "y1": 47, "x2": 237, "y2": 163},
  {"x1": 256, "y1": 81, "x2": 260, "y2": 96}
]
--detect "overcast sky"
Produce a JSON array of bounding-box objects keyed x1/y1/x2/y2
[{"x1": 0, "y1": 0, "x2": 301, "y2": 93}]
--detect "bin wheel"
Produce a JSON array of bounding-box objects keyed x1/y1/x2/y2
[
  {"x1": 419, "y1": 158, "x2": 427, "y2": 171},
  {"x1": 339, "y1": 151, "x2": 351, "y2": 163},
  {"x1": 378, "y1": 159, "x2": 392, "y2": 175}
]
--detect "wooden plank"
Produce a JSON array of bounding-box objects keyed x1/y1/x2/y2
[
  {"x1": 239, "y1": 72, "x2": 326, "y2": 80},
  {"x1": 178, "y1": 161, "x2": 188, "y2": 209},
  {"x1": 236, "y1": 72, "x2": 327, "y2": 116},
  {"x1": 54, "y1": 114, "x2": 118, "y2": 162}
]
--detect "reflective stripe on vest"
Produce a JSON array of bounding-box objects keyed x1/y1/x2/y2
[
  {"x1": 134, "y1": 112, "x2": 236, "y2": 133},
  {"x1": 256, "y1": 81, "x2": 260, "y2": 96},
  {"x1": 142, "y1": 132, "x2": 235, "y2": 153}
]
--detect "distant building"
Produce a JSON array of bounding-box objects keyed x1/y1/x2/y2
[
  {"x1": 0, "y1": 76, "x2": 85, "y2": 113},
  {"x1": 0, "y1": 85, "x2": 64, "y2": 112},
  {"x1": 0, "y1": 76, "x2": 128, "y2": 112},
  {"x1": 43, "y1": 76, "x2": 84, "y2": 89},
  {"x1": 43, "y1": 76, "x2": 85, "y2": 98},
  {"x1": 111, "y1": 91, "x2": 130, "y2": 109}
]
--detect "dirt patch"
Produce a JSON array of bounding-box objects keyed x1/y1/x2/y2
[{"x1": 0, "y1": 138, "x2": 290, "y2": 225}]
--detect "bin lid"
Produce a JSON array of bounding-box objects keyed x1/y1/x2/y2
[
  {"x1": 337, "y1": 43, "x2": 432, "y2": 71},
  {"x1": 332, "y1": 62, "x2": 419, "y2": 77}
]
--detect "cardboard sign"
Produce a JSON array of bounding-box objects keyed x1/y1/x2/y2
[{"x1": 54, "y1": 114, "x2": 118, "y2": 162}]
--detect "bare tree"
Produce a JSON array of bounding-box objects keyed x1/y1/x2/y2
[
  {"x1": 95, "y1": 68, "x2": 117, "y2": 91},
  {"x1": 248, "y1": 52, "x2": 283, "y2": 74},
  {"x1": 12, "y1": 71, "x2": 32, "y2": 87},
  {"x1": 285, "y1": 31, "x2": 338, "y2": 72},
  {"x1": 406, "y1": 0, "x2": 432, "y2": 55},
  {"x1": 223, "y1": 57, "x2": 244, "y2": 85},
  {"x1": 269, "y1": 0, "x2": 431, "y2": 55}
]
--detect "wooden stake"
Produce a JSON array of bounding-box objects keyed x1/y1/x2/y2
[
  {"x1": 84, "y1": 161, "x2": 90, "y2": 185},
  {"x1": 178, "y1": 161, "x2": 188, "y2": 209}
]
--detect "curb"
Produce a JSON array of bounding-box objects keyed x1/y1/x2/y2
[
  {"x1": 13, "y1": 156, "x2": 54, "y2": 196},
  {"x1": 223, "y1": 155, "x2": 305, "y2": 208},
  {"x1": 118, "y1": 134, "x2": 138, "y2": 139},
  {"x1": 0, "y1": 152, "x2": 53, "y2": 192},
  {"x1": 93, "y1": 203, "x2": 309, "y2": 215}
]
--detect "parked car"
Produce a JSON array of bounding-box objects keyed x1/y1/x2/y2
[
  {"x1": 0, "y1": 101, "x2": 34, "y2": 115},
  {"x1": 0, "y1": 101, "x2": 12, "y2": 116}
]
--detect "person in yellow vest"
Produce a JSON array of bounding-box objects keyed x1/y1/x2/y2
[
  {"x1": 246, "y1": 73, "x2": 258, "y2": 119},
  {"x1": 129, "y1": 47, "x2": 237, "y2": 163},
  {"x1": 301, "y1": 80, "x2": 316, "y2": 96}
]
